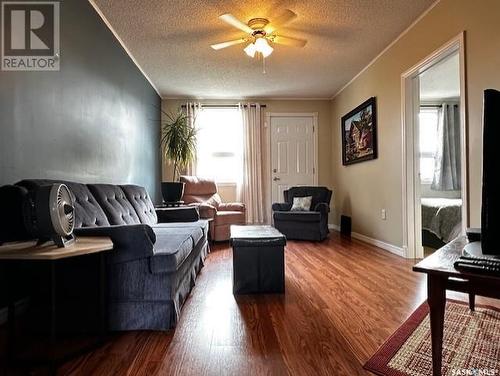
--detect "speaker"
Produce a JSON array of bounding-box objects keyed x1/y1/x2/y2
[
  {"x1": 481, "y1": 89, "x2": 500, "y2": 255},
  {"x1": 340, "y1": 215, "x2": 351, "y2": 236}
]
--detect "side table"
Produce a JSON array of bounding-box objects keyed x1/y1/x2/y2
[
  {"x1": 0, "y1": 236, "x2": 113, "y2": 370},
  {"x1": 156, "y1": 201, "x2": 185, "y2": 208}
]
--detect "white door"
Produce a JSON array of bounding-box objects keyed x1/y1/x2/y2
[{"x1": 270, "y1": 115, "x2": 316, "y2": 204}]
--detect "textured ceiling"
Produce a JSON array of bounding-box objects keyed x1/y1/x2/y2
[
  {"x1": 420, "y1": 52, "x2": 460, "y2": 101},
  {"x1": 93, "y1": 0, "x2": 436, "y2": 99}
]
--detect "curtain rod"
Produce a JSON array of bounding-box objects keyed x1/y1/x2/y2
[{"x1": 181, "y1": 104, "x2": 266, "y2": 108}]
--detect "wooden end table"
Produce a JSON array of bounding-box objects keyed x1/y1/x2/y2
[
  {"x1": 413, "y1": 236, "x2": 500, "y2": 376},
  {"x1": 0, "y1": 236, "x2": 113, "y2": 370}
]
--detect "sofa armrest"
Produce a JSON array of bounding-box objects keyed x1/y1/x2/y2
[
  {"x1": 74, "y1": 224, "x2": 156, "y2": 264},
  {"x1": 189, "y1": 203, "x2": 217, "y2": 219},
  {"x1": 156, "y1": 206, "x2": 199, "y2": 223},
  {"x1": 272, "y1": 202, "x2": 292, "y2": 212},
  {"x1": 218, "y1": 202, "x2": 245, "y2": 212},
  {"x1": 314, "y1": 202, "x2": 330, "y2": 215}
]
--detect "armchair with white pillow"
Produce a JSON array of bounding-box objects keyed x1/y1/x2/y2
[{"x1": 272, "y1": 186, "x2": 332, "y2": 241}]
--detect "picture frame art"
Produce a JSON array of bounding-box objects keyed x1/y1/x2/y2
[{"x1": 341, "y1": 97, "x2": 378, "y2": 166}]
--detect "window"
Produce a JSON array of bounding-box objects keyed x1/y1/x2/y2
[
  {"x1": 419, "y1": 107, "x2": 439, "y2": 184},
  {"x1": 196, "y1": 108, "x2": 243, "y2": 184}
]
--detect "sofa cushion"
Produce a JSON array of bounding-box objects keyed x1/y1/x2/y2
[
  {"x1": 215, "y1": 210, "x2": 246, "y2": 226},
  {"x1": 16, "y1": 179, "x2": 110, "y2": 228},
  {"x1": 218, "y1": 202, "x2": 245, "y2": 212},
  {"x1": 149, "y1": 226, "x2": 204, "y2": 274},
  {"x1": 121, "y1": 185, "x2": 158, "y2": 225},
  {"x1": 151, "y1": 219, "x2": 209, "y2": 237},
  {"x1": 273, "y1": 211, "x2": 321, "y2": 223},
  {"x1": 88, "y1": 184, "x2": 141, "y2": 225},
  {"x1": 156, "y1": 206, "x2": 199, "y2": 223}
]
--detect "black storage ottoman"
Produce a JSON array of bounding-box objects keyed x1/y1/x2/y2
[{"x1": 230, "y1": 225, "x2": 286, "y2": 294}]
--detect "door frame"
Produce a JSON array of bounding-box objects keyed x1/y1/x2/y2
[
  {"x1": 401, "y1": 32, "x2": 468, "y2": 259},
  {"x1": 265, "y1": 112, "x2": 319, "y2": 208}
]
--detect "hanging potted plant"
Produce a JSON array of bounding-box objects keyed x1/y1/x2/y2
[{"x1": 160, "y1": 111, "x2": 197, "y2": 203}]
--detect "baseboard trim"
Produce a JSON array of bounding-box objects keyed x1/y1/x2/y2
[{"x1": 329, "y1": 224, "x2": 405, "y2": 258}]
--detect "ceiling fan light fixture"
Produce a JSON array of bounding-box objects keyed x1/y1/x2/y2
[
  {"x1": 244, "y1": 42, "x2": 256, "y2": 58},
  {"x1": 213, "y1": 10, "x2": 305, "y2": 66},
  {"x1": 254, "y1": 37, "x2": 273, "y2": 57}
]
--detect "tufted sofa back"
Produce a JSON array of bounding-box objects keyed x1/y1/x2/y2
[
  {"x1": 16, "y1": 179, "x2": 111, "y2": 228},
  {"x1": 16, "y1": 179, "x2": 158, "y2": 228},
  {"x1": 87, "y1": 184, "x2": 142, "y2": 225},
  {"x1": 120, "y1": 185, "x2": 158, "y2": 225}
]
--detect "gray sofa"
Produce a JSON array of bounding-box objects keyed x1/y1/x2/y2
[{"x1": 16, "y1": 179, "x2": 209, "y2": 331}]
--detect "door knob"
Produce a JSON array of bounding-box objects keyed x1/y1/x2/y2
[{"x1": 273, "y1": 177, "x2": 280, "y2": 181}]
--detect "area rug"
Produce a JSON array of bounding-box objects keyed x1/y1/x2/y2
[{"x1": 364, "y1": 300, "x2": 500, "y2": 376}]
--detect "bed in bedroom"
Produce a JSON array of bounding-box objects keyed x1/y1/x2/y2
[{"x1": 421, "y1": 198, "x2": 462, "y2": 249}]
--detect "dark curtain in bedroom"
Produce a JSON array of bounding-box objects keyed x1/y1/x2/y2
[{"x1": 431, "y1": 103, "x2": 461, "y2": 191}]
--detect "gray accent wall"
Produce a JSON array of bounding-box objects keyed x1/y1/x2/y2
[{"x1": 0, "y1": 0, "x2": 161, "y2": 201}]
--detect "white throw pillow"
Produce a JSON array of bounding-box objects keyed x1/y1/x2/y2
[{"x1": 291, "y1": 196, "x2": 312, "y2": 211}]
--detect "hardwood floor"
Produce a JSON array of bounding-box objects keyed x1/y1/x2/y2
[{"x1": 6, "y1": 232, "x2": 497, "y2": 375}]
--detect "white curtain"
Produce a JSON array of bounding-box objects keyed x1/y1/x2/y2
[
  {"x1": 240, "y1": 103, "x2": 266, "y2": 224},
  {"x1": 183, "y1": 102, "x2": 202, "y2": 177},
  {"x1": 431, "y1": 103, "x2": 461, "y2": 191}
]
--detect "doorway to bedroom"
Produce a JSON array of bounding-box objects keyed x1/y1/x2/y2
[
  {"x1": 418, "y1": 52, "x2": 463, "y2": 256},
  {"x1": 402, "y1": 34, "x2": 467, "y2": 259}
]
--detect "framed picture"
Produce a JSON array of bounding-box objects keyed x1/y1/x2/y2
[{"x1": 341, "y1": 97, "x2": 377, "y2": 165}]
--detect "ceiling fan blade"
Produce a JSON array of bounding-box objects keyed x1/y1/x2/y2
[
  {"x1": 211, "y1": 38, "x2": 247, "y2": 50},
  {"x1": 272, "y1": 35, "x2": 307, "y2": 47},
  {"x1": 264, "y1": 9, "x2": 297, "y2": 33},
  {"x1": 219, "y1": 13, "x2": 253, "y2": 34}
]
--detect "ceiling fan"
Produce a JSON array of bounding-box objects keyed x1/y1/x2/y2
[{"x1": 210, "y1": 9, "x2": 307, "y2": 60}]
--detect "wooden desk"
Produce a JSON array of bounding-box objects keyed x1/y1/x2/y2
[
  {"x1": 0, "y1": 237, "x2": 113, "y2": 369},
  {"x1": 413, "y1": 236, "x2": 500, "y2": 376}
]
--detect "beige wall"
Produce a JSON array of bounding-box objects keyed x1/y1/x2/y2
[
  {"x1": 161, "y1": 99, "x2": 333, "y2": 218},
  {"x1": 330, "y1": 0, "x2": 500, "y2": 247}
]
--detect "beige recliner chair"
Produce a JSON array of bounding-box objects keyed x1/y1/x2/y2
[{"x1": 180, "y1": 176, "x2": 246, "y2": 241}]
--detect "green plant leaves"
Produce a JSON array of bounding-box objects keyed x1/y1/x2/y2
[{"x1": 160, "y1": 111, "x2": 197, "y2": 181}]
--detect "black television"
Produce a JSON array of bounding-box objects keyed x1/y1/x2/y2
[{"x1": 464, "y1": 89, "x2": 500, "y2": 258}]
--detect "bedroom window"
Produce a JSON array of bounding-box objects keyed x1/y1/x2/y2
[
  {"x1": 195, "y1": 108, "x2": 243, "y2": 184},
  {"x1": 419, "y1": 107, "x2": 439, "y2": 184}
]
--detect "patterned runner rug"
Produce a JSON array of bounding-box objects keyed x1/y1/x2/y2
[{"x1": 364, "y1": 300, "x2": 500, "y2": 376}]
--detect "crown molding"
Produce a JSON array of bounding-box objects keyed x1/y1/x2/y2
[
  {"x1": 88, "y1": 0, "x2": 161, "y2": 96},
  {"x1": 330, "y1": 0, "x2": 441, "y2": 100},
  {"x1": 162, "y1": 97, "x2": 331, "y2": 101}
]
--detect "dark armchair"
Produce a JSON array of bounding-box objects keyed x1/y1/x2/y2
[{"x1": 272, "y1": 186, "x2": 332, "y2": 241}]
